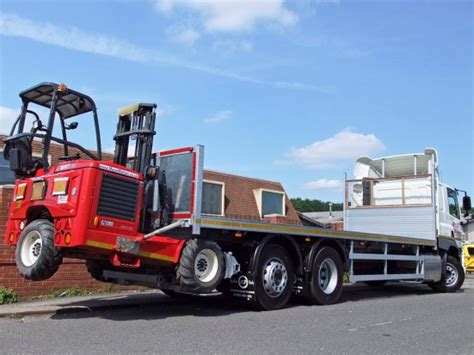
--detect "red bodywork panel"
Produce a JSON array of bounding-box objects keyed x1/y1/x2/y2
[{"x1": 4, "y1": 160, "x2": 186, "y2": 266}]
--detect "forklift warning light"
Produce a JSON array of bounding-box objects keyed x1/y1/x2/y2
[
  {"x1": 15, "y1": 183, "x2": 27, "y2": 201},
  {"x1": 58, "y1": 83, "x2": 68, "y2": 92},
  {"x1": 52, "y1": 177, "x2": 69, "y2": 196},
  {"x1": 31, "y1": 181, "x2": 47, "y2": 201}
]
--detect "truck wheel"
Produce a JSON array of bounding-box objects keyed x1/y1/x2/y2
[
  {"x1": 176, "y1": 239, "x2": 225, "y2": 292},
  {"x1": 307, "y1": 247, "x2": 343, "y2": 305},
  {"x1": 86, "y1": 260, "x2": 109, "y2": 282},
  {"x1": 428, "y1": 255, "x2": 465, "y2": 293},
  {"x1": 15, "y1": 219, "x2": 62, "y2": 281},
  {"x1": 254, "y1": 244, "x2": 294, "y2": 311}
]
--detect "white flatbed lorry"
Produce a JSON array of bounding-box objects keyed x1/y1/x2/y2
[
  {"x1": 5, "y1": 89, "x2": 469, "y2": 310},
  {"x1": 101, "y1": 146, "x2": 469, "y2": 310}
]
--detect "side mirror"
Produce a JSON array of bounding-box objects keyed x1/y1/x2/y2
[{"x1": 463, "y1": 195, "x2": 471, "y2": 212}]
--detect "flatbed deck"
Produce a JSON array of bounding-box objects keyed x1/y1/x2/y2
[{"x1": 193, "y1": 216, "x2": 436, "y2": 247}]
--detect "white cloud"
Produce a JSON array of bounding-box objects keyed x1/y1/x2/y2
[
  {"x1": 0, "y1": 106, "x2": 19, "y2": 134},
  {"x1": 204, "y1": 110, "x2": 232, "y2": 124},
  {"x1": 0, "y1": 13, "x2": 326, "y2": 92},
  {"x1": 280, "y1": 128, "x2": 385, "y2": 169},
  {"x1": 303, "y1": 178, "x2": 342, "y2": 190},
  {"x1": 154, "y1": 0, "x2": 297, "y2": 32},
  {"x1": 0, "y1": 13, "x2": 150, "y2": 62},
  {"x1": 167, "y1": 27, "x2": 200, "y2": 45},
  {"x1": 213, "y1": 39, "x2": 253, "y2": 54}
]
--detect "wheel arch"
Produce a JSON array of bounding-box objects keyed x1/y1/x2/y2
[
  {"x1": 249, "y1": 234, "x2": 304, "y2": 275},
  {"x1": 305, "y1": 239, "x2": 347, "y2": 273},
  {"x1": 447, "y1": 246, "x2": 461, "y2": 260},
  {"x1": 437, "y1": 237, "x2": 462, "y2": 261},
  {"x1": 26, "y1": 206, "x2": 53, "y2": 223}
]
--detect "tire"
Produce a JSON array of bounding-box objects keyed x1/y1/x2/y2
[
  {"x1": 428, "y1": 255, "x2": 465, "y2": 293},
  {"x1": 363, "y1": 281, "x2": 387, "y2": 287},
  {"x1": 15, "y1": 219, "x2": 62, "y2": 281},
  {"x1": 254, "y1": 244, "x2": 294, "y2": 311},
  {"x1": 176, "y1": 239, "x2": 225, "y2": 292},
  {"x1": 306, "y1": 247, "x2": 343, "y2": 305},
  {"x1": 86, "y1": 260, "x2": 109, "y2": 282}
]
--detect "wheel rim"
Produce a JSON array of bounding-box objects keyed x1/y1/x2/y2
[
  {"x1": 194, "y1": 248, "x2": 219, "y2": 283},
  {"x1": 262, "y1": 257, "x2": 288, "y2": 298},
  {"x1": 20, "y1": 230, "x2": 42, "y2": 267},
  {"x1": 445, "y1": 263, "x2": 458, "y2": 287},
  {"x1": 318, "y1": 258, "x2": 338, "y2": 295}
]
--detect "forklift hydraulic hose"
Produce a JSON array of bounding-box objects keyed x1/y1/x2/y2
[{"x1": 142, "y1": 219, "x2": 187, "y2": 241}]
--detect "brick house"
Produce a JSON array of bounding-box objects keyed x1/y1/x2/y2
[
  {"x1": 0, "y1": 134, "x2": 300, "y2": 297},
  {"x1": 201, "y1": 170, "x2": 301, "y2": 225}
]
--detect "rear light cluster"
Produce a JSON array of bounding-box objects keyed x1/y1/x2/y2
[
  {"x1": 14, "y1": 177, "x2": 69, "y2": 201},
  {"x1": 54, "y1": 219, "x2": 73, "y2": 245}
]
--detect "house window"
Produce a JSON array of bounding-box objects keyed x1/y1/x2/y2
[
  {"x1": 254, "y1": 188, "x2": 286, "y2": 217},
  {"x1": 0, "y1": 151, "x2": 15, "y2": 185},
  {"x1": 202, "y1": 180, "x2": 224, "y2": 216}
]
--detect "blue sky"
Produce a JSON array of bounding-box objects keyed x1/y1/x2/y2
[{"x1": 0, "y1": 0, "x2": 472, "y2": 203}]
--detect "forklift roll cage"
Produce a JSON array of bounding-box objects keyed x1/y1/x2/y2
[{"x1": 4, "y1": 82, "x2": 102, "y2": 173}]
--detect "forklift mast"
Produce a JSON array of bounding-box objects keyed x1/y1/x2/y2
[{"x1": 113, "y1": 103, "x2": 157, "y2": 175}]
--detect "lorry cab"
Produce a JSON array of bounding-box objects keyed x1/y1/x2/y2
[{"x1": 438, "y1": 182, "x2": 464, "y2": 240}]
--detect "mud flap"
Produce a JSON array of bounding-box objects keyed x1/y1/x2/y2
[{"x1": 228, "y1": 271, "x2": 257, "y2": 303}]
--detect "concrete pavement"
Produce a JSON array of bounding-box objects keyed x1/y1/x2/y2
[{"x1": 0, "y1": 290, "x2": 162, "y2": 318}]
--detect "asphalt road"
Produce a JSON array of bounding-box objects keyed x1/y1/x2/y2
[{"x1": 1, "y1": 277, "x2": 473, "y2": 354}]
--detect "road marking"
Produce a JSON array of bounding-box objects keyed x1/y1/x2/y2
[{"x1": 348, "y1": 317, "x2": 412, "y2": 332}]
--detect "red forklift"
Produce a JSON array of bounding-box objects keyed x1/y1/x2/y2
[
  {"x1": 3, "y1": 83, "x2": 465, "y2": 310},
  {"x1": 3, "y1": 82, "x2": 229, "y2": 297}
]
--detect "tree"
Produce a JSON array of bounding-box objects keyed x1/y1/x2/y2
[{"x1": 290, "y1": 198, "x2": 343, "y2": 213}]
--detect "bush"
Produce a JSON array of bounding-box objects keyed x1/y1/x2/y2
[{"x1": 0, "y1": 288, "x2": 19, "y2": 305}]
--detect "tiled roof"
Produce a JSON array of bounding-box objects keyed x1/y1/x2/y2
[{"x1": 204, "y1": 170, "x2": 301, "y2": 225}]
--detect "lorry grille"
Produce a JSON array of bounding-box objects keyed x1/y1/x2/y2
[{"x1": 97, "y1": 174, "x2": 139, "y2": 221}]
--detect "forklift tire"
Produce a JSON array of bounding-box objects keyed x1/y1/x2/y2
[
  {"x1": 254, "y1": 244, "x2": 294, "y2": 311},
  {"x1": 428, "y1": 255, "x2": 465, "y2": 293},
  {"x1": 306, "y1": 247, "x2": 343, "y2": 305},
  {"x1": 15, "y1": 219, "x2": 62, "y2": 281},
  {"x1": 176, "y1": 239, "x2": 225, "y2": 293},
  {"x1": 86, "y1": 260, "x2": 109, "y2": 282}
]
